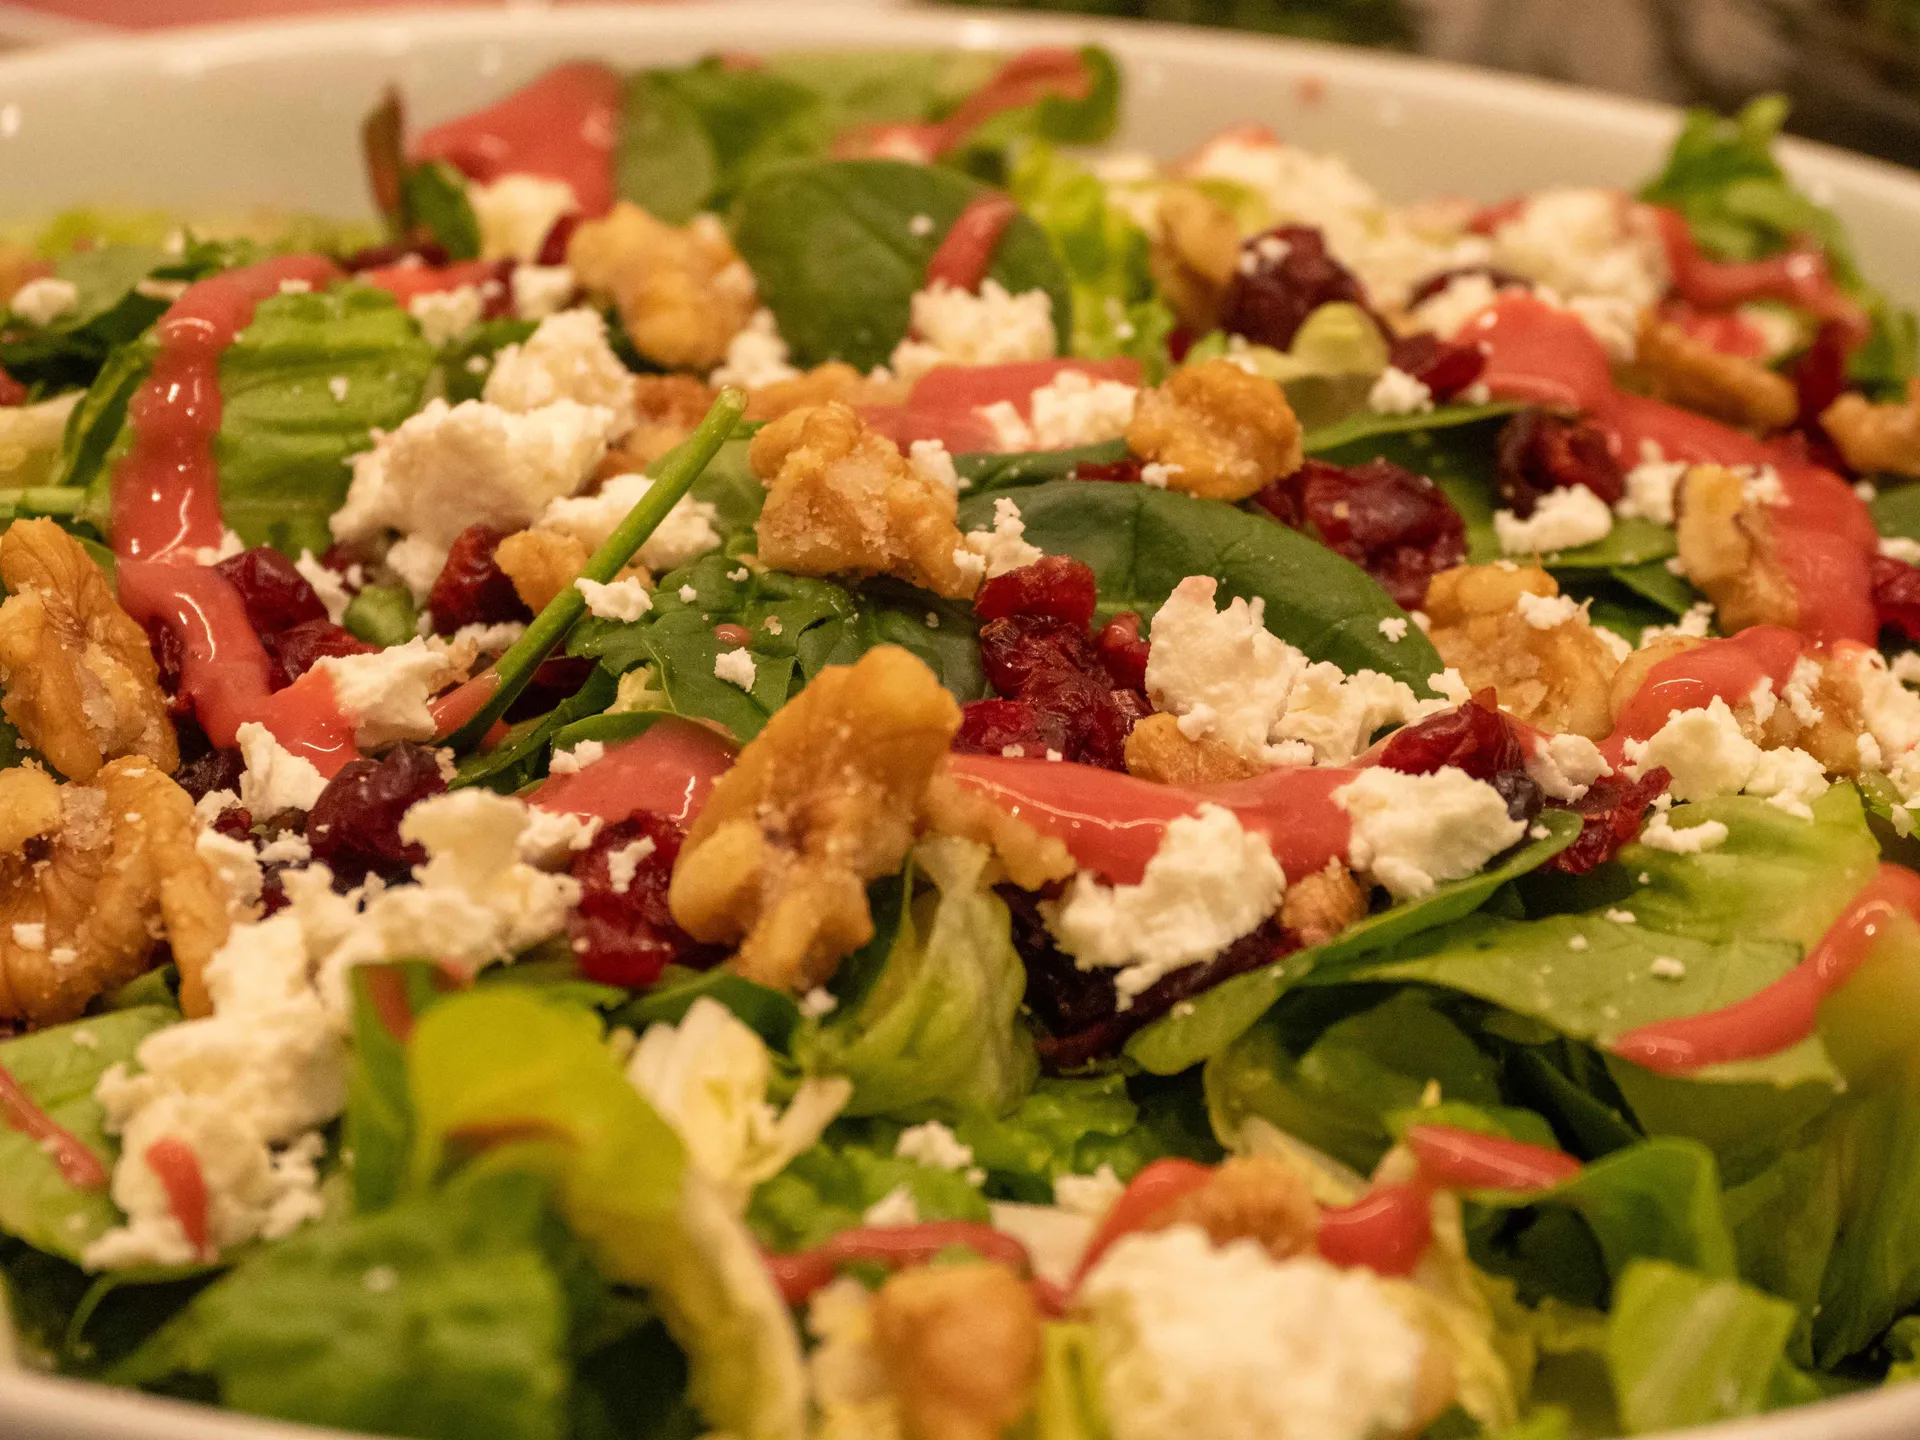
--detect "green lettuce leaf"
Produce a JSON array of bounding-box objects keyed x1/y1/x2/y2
[
  {"x1": 747, "y1": 1123, "x2": 990, "y2": 1253},
  {"x1": 0, "y1": 1007, "x2": 177, "y2": 1260},
  {"x1": 953, "y1": 1075, "x2": 1161, "y2": 1201},
  {"x1": 1034, "y1": 1321, "x2": 1113, "y2": 1440},
  {"x1": 1605, "y1": 1259, "x2": 1798, "y2": 1432}
]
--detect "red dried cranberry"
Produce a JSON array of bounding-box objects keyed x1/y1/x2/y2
[
  {"x1": 0, "y1": 366, "x2": 27, "y2": 407},
  {"x1": 978, "y1": 614, "x2": 1094, "y2": 697},
  {"x1": 1548, "y1": 767, "x2": 1670, "y2": 875},
  {"x1": 1167, "y1": 326, "x2": 1195, "y2": 364},
  {"x1": 1793, "y1": 320, "x2": 1853, "y2": 436},
  {"x1": 1405, "y1": 264, "x2": 1528, "y2": 309},
  {"x1": 568, "y1": 814, "x2": 720, "y2": 987},
  {"x1": 145, "y1": 617, "x2": 191, "y2": 717},
  {"x1": 953, "y1": 699, "x2": 1073, "y2": 759},
  {"x1": 342, "y1": 240, "x2": 452, "y2": 271},
  {"x1": 210, "y1": 806, "x2": 255, "y2": 843},
  {"x1": 1074, "y1": 457, "x2": 1144, "y2": 484},
  {"x1": 427, "y1": 524, "x2": 530, "y2": 634},
  {"x1": 1379, "y1": 691, "x2": 1542, "y2": 822},
  {"x1": 1094, "y1": 612, "x2": 1150, "y2": 691},
  {"x1": 1872, "y1": 554, "x2": 1920, "y2": 643},
  {"x1": 537, "y1": 215, "x2": 581, "y2": 268},
  {"x1": 1387, "y1": 331, "x2": 1485, "y2": 402},
  {"x1": 307, "y1": 742, "x2": 448, "y2": 884},
  {"x1": 1255, "y1": 457, "x2": 1467, "y2": 611},
  {"x1": 215, "y1": 547, "x2": 328, "y2": 633},
  {"x1": 975, "y1": 556, "x2": 1098, "y2": 630},
  {"x1": 1496, "y1": 409, "x2": 1625, "y2": 514},
  {"x1": 171, "y1": 718, "x2": 245, "y2": 802},
  {"x1": 1221, "y1": 225, "x2": 1382, "y2": 352},
  {"x1": 267, "y1": 619, "x2": 375, "y2": 685}
]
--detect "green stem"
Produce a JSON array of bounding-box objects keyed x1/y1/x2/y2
[
  {"x1": 445, "y1": 387, "x2": 747, "y2": 753},
  {"x1": 0, "y1": 486, "x2": 87, "y2": 518}
]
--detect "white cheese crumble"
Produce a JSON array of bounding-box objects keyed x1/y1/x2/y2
[
  {"x1": 1140, "y1": 461, "x2": 1180, "y2": 488},
  {"x1": 709, "y1": 308, "x2": 801, "y2": 390},
  {"x1": 533, "y1": 470, "x2": 722, "y2": 573},
  {"x1": 9, "y1": 276, "x2": 79, "y2": 327},
  {"x1": 1650, "y1": 956, "x2": 1687, "y2": 980},
  {"x1": 1515, "y1": 591, "x2": 1583, "y2": 630},
  {"x1": 575, "y1": 574, "x2": 653, "y2": 622},
  {"x1": 1880, "y1": 536, "x2": 1920, "y2": 567},
  {"x1": 894, "y1": 1121, "x2": 979, "y2": 1177},
  {"x1": 1489, "y1": 189, "x2": 1668, "y2": 314},
  {"x1": 235, "y1": 722, "x2": 329, "y2": 815},
  {"x1": 1639, "y1": 809, "x2": 1729, "y2": 853},
  {"x1": 908, "y1": 438, "x2": 960, "y2": 494},
  {"x1": 1524, "y1": 732, "x2": 1610, "y2": 802},
  {"x1": 550, "y1": 739, "x2": 605, "y2": 776},
  {"x1": 407, "y1": 285, "x2": 484, "y2": 347},
  {"x1": 605, "y1": 836, "x2": 656, "y2": 895},
  {"x1": 1378, "y1": 617, "x2": 1410, "y2": 642},
  {"x1": 510, "y1": 264, "x2": 575, "y2": 321},
  {"x1": 1335, "y1": 765, "x2": 1526, "y2": 900},
  {"x1": 959, "y1": 496, "x2": 1044, "y2": 580},
  {"x1": 889, "y1": 278, "x2": 1057, "y2": 379},
  {"x1": 467, "y1": 173, "x2": 578, "y2": 262},
  {"x1": 483, "y1": 308, "x2": 637, "y2": 426},
  {"x1": 312, "y1": 637, "x2": 461, "y2": 749},
  {"x1": 1493, "y1": 485, "x2": 1614, "y2": 555},
  {"x1": 1047, "y1": 804, "x2": 1285, "y2": 1005},
  {"x1": 1622, "y1": 696, "x2": 1829, "y2": 817},
  {"x1": 514, "y1": 807, "x2": 602, "y2": 868},
  {"x1": 715, "y1": 648, "x2": 757, "y2": 690},
  {"x1": 1026, "y1": 369, "x2": 1139, "y2": 449},
  {"x1": 1616, "y1": 452, "x2": 1688, "y2": 525},
  {"x1": 1365, "y1": 365, "x2": 1434, "y2": 416}
]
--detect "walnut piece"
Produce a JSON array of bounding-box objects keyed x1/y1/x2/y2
[
  {"x1": 0, "y1": 519, "x2": 178, "y2": 782},
  {"x1": 599, "y1": 374, "x2": 718, "y2": 476},
  {"x1": 1125, "y1": 359, "x2": 1303, "y2": 502},
  {"x1": 567, "y1": 204, "x2": 755, "y2": 371},
  {"x1": 669, "y1": 646, "x2": 961, "y2": 991},
  {"x1": 496, "y1": 528, "x2": 590, "y2": 614},
  {"x1": 1149, "y1": 185, "x2": 1242, "y2": 334},
  {"x1": 1425, "y1": 564, "x2": 1620, "y2": 739},
  {"x1": 871, "y1": 1262, "x2": 1042, "y2": 1440},
  {"x1": 1673, "y1": 464, "x2": 1799, "y2": 633},
  {"x1": 1635, "y1": 313, "x2": 1797, "y2": 433},
  {"x1": 1123, "y1": 711, "x2": 1265, "y2": 785},
  {"x1": 1607, "y1": 635, "x2": 1704, "y2": 722},
  {"x1": 0, "y1": 758, "x2": 229, "y2": 1025},
  {"x1": 919, "y1": 768, "x2": 1075, "y2": 891},
  {"x1": 1823, "y1": 379, "x2": 1920, "y2": 478},
  {"x1": 744, "y1": 363, "x2": 910, "y2": 424},
  {"x1": 751, "y1": 402, "x2": 979, "y2": 600},
  {"x1": 1139, "y1": 1155, "x2": 1321, "y2": 1263},
  {"x1": 1280, "y1": 858, "x2": 1367, "y2": 948}
]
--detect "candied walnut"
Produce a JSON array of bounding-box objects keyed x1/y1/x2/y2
[
  {"x1": 1140, "y1": 1155, "x2": 1321, "y2": 1262},
  {"x1": 1766, "y1": 653, "x2": 1868, "y2": 775},
  {"x1": 1635, "y1": 312, "x2": 1797, "y2": 434},
  {"x1": 744, "y1": 363, "x2": 911, "y2": 423},
  {"x1": 494, "y1": 529, "x2": 645, "y2": 614},
  {"x1": 1280, "y1": 858, "x2": 1367, "y2": 948},
  {"x1": 1149, "y1": 184, "x2": 1242, "y2": 334},
  {"x1": 1823, "y1": 379, "x2": 1920, "y2": 478},
  {"x1": 599, "y1": 374, "x2": 717, "y2": 475},
  {"x1": 1425, "y1": 564, "x2": 1620, "y2": 739},
  {"x1": 567, "y1": 203, "x2": 756, "y2": 371},
  {"x1": 1123, "y1": 711, "x2": 1264, "y2": 785},
  {"x1": 0, "y1": 519, "x2": 178, "y2": 782},
  {"x1": 0, "y1": 758, "x2": 229, "y2": 1025},
  {"x1": 1673, "y1": 464, "x2": 1799, "y2": 633},
  {"x1": 1607, "y1": 634, "x2": 1704, "y2": 722},
  {"x1": 871, "y1": 1262, "x2": 1041, "y2": 1440},
  {"x1": 1125, "y1": 359, "x2": 1303, "y2": 503},
  {"x1": 669, "y1": 646, "x2": 960, "y2": 991},
  {"x1": 920, "y1": 768, "x2": 1074, "y2": 891},
  {"x1": 750, "y1": 402, "x2": 979, "y2": 600},
  {"x1": 0, "y1": 767, "x2": 61, "y2": 854}
]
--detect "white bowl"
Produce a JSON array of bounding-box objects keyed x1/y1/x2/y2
[{"x1": 3, "y1": 7, "x2": 1919, "y2": 1437}]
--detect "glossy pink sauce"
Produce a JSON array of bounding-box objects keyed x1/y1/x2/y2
[
  {"x1": 924, "y1": 193, "x2": 1019, "y2": 293},
  {"x1": 529, "y1": 716, "x2": 736, "y2": 828},
  {"x1": 1612, "y1": 863, "x2": 1920, "y2": 1074},
  {"x1": 1599, "y1": 625, "x2": 1808, "y2": 768},
  {"x1": 941, "y1": 753, "x2": 1354, "y2": 884},
  {"x1": 1466, "y1": 294, "x2": 1878, "y2": 645},
  {"x1": 0, "y1": 1061, "x2": 108, "y2": 1189},
  {"x1": 409, "y1": 61, "x2": 620, "y2": 219},
  {"x1": 1650, "y1": 206, "x2": 1866, "y2": 343},
  {"x1": 832, "y1": 47, "x2": 1093, "y2": 164},
  {"x1": 860, "y1": 358, "x2": 1146, "y2": 454},
  {"x1": 358, "y1": 258, "x2": 501, "y2": 306}
]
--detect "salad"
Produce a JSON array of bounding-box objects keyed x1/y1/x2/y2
[{"x1": 6, "y1": 40, "x2": 1920, "y2": 1440}]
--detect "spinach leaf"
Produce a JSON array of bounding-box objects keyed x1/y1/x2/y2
[
  {"x1": 953, "y1": 439, "x2": 1128, "y2": 493},
  {"x1": 615, "y1": 72, "x2": 720, "y2": 226},
  {"x1": 1872, "y1": 480, "x2": 1920, "y2": 543},
  {"x1": 0, "y1": 245, "x2": 193, "y2": 393},
  {"x1": 1301, "y1": 401, "x2": 1522, "y2": 456},
  {"x1": 1609, "y1": 558, "x2": 1700, "y2": 618},
  {"x1": 1128, "y1": 808, "x2": 1581, "y2": 1075},
  {"x1": 956, "y1": 479, "x2": 1442, "y2": 688},
  {"x1": 51, "y1": 337, "x2": 156, "y2": 510},
  {"x1": 572, "y1": 554, "x2": 983, "y2": 744},
  {"x1": 610, "y1": 966, "x2": 801, "y2": 1053},
  {"x1": 451, "y1": 663, "x2": 618, "y2": 794},
  {"x1": 732, "y1": 159, "x2": 1071, "y2": 371},
  {"x1": 683, "y1": 435, "x2": 765, "y2": 543},
  {"x1": 438, "y1": 316, "x2": 537, "y2": 404},
  {"x1": 1545, "y1": 518, "x2": 1677, "y2": 569},
  {"x1": 0, "y1": 1007, "x2": 177, "y2": 1260},
  {"x1": 401, "y1": 161, "x2": 480, "y2": 261}
]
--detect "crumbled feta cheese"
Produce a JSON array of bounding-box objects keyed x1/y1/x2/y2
[
  {"x1": 510, "y1": 264, "x2": 575, "y2": 321},
  {"x1": 190, "y1": 528, "x2": 246, "y2": 566},
  {"x1": 407, "y1": 284, "x2": 484, "y2": 347},
  {"x1": 450, "y1": 621, "x2": 525, "y2": 654},
  {"x1": 1840, "y1": 646, "x2": 1920, "y2": 768},
  {"x1": 1335, "y1": 765, "x2": 1526, "y2": 900},
  {"x1": 1274, "y1": 662, "x2": 1425, "y2": 766},
  {"x1": 1743, "y1": 745, "x2": 1830, "y2": 820},
  {"x1": 1525, "y1": 733, "x2": 1610, "y2": 802},
  {"x1": 483, "y1": 308, "x2": 637, "y2": 425},
  {"x1": 605, "y1": 836, "x2": 656, "y2": 895},
  {"x1": 294, "y1": 549, "x2": 355, "y2": 625},
  {"x1": 798, "y1": 987, "x2": 837, "y2": 1018},
  {"x1": 1740, "y1": 464, "x2": 1784, "y2": 507},
  {"x1": 862, "y1": 1185, "x2": 921, "y2": 1228},
  {"x1": 1639, "y1": 808, "x2": 1729, "y2": 853},
  {"x1": 1515, "y1": 591, "x2": 1582, "y2": 629},
  {"x1": 1048, "y1": 805, "x2": 1285, "y2": 1005},
  {"x1": 1428, "y1": 667, "x2": 1471, "y2": 703},
  {"x1": 908, "y1": 438, "x2": 960, "y2": 494},
  {"x1": 533, "y1": 470, "x2": 722, "y2": 572},
  {"x1": 467, "y1": 173, "x2": 578, "y2": 262},
  {"x1": 908, "y1": 213, "x2": 936, "y2": 237},
  {"x1": 960, "y1": 496, "x2": 1044, "y2": 580},
  {"x1": 1365, "y1": 365, "x2": 1433, "y2": 416},
  {"x1": 1489, "y1": 189, "x2": 1668, "y2": 314},
  {"x1": 1568, "y1": 934, "x2": 1590, "y2": 952},
  {"x1": 1650, "y1": 956, "x2": 1687, "y2": 980},
  {"x1": 895, "y1": 1121, "x2": 977, "y2": 1174},
  {"x1": 1879, "y1": 536, "x2": 1920, "y2": 566},
  {"x1": 1621, "y1": 696, "x2": 1760, "y2": 802},
  {"x1": 1409, "y1": 272, "x2": 1503, "y2": 339},
  {"x1": 313, "y1": 637, "x2": 461, "y2": 749},
  {"x1": 1493, "y1": 484, "x2": 1613, "y2": 554},
  {"x1": 1616, "y1": 454, "x2": 1688, "y2": 525},
  {"x1": 1604, "y1": 908, "x2": 1638, "y2": 924},
  {"x1": 9, "y1": 275, "x2": 79, "y2": 327},
  {"x1": 1378, "y1": 617, "x2": 1409, "y2": 642},
  {"x1": 715, "y1": 648, "x2": 757, "y2": 690},
  {"x1": 974, "y1": 398, "x2": 1036, "y2": 452},
  {"x1": 1055, "y1": 1164, "x2": 1126, "y2": 1218},
  {"x1": 988, "y1": 1201, "x2": 1098, "y2": 1289},
  {"x1": 235, "y1": 722, "x2": 330, "y2": 815},
  {"x1": 709, "y1": 308, "x2": 801, "y2": 390},
  {"x1": 550, "y1": 739, "x2": 605, "y2": 776},
  {"x1": 514, "y1": 807, "x2": 602, "y2": 868},
  {"x1": 575, "y1": 574, "x2": 653, "y2": 622},
  {"x1": 1082, "y1": 1226, "x2": 1426, "y2": 1440},
  {"x1": 1140, "y1": 461, "x2": 1181, "y2": 488},
  {"x1": 889, "y1": 279, "x2": 1056, "y2": 379},
  {"x1": 1639, "y1": 602, "x2": 1714, "y2": 646},
  {"x1": 1027, "y1": 369, "x2": 1139, "y2": 449}
]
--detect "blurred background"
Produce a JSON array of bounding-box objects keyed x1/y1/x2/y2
[{"x1": 1, "y1": 0, "x2": 1917, "y2": 167}]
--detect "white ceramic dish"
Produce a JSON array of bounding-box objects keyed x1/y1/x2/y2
[{"x1": 3, "y1": 6, "x2": 1920, "y2": 1436}]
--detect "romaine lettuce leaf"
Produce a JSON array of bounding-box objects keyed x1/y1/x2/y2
[
  {"x1": 747, "y1": 1122, "x2": 990, "y2": 1253},
  {"x1": 1605, "y1": 1259, "x2": 1798, "y2": 1432},
  {"x1": 953, "y1": 1075, "x2": 1160, "y2": 1201}
]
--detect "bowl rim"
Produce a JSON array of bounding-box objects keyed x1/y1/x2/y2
[{"x1": 2, "y1": 7, "x2": 1919, "y2": 1439}]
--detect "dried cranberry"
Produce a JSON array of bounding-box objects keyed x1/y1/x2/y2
[
  {"x1": 1387, "y1": 331, "x2": 1485, "y2": 402},
  {"x1": 978, "y1": 615, "x2": 1091, "y2": 697},
  {"x1": 1222, "y1": 225, "x2": 1379, "y2": 352},
  {"x1": 1167, "y1": 326, "x2": 1196, "y2": 364},
  {"x1": 171, "y1": 719, "x2": 245, "y2": 802},
  {"x1": 268, "y1": 619, "x2": 375, "y2": 684},
  {"x1": 1547, "y1": 767, "x2": 1670, "y2": 875},
  {"x1": 144, "y1": 617, "x2": 192, "y2": 717},
  {"x1": 1793, "y1": 320, "x2": 1853, "y2": 436},
  {"x1": 1871, "y1": 555, "x2": 1920, "y2": 643},
  {"x1": 1379, "y1": 691, "x2": 1541, "y2": 822},
  {"x1": 954, "y1": 699, "x2": 1073, "y2": 759},
  {"x1": 976, "y1": 557, "x2": 1098, "y2": 630},
  {"x1": 428, "y1": 524, "x2": 530, "y2": 634},
  {"x1": 1496, "y1": 410, "x2": 1624, "y2": 515},
  {"x1": 1074, "y1": 457, "x2": 1144, "y2": 484},
  {"x1": 210, "y1": 806, "x2": 255, "y2": 843},
  {"x1": 307, "y1": 742, "x2": 448, "y2": 884},
  {"x1": 1094, "y1": 612, "x2": 1151, "y2": 691},
  {"x1": 1406, "y1": 264, "x2": 1528, "y2": 309},
  {"x1": 537, "y1": 215, "x2": 581, "y2": 268},
  {"x1": 342, "y1": 240, "x2": 451, "y2": 271},
  {"x1": 0, "y1": 366, "x2": 27, "y2": 407},
  {"x1": 1254, "y1": 457, "x2": 1467, "y2": 611},
  {"x1": 215, "y1": 547, "x2": 328, "y2": 633},
  {"x1": 568, "y1": 814, "x2": 720, "y2": 987}
]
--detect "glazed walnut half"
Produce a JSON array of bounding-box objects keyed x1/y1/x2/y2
[
  {"x1": 567, "y1": 204, "x2": 756, "y2": 372},
  {"x1": 1634, "y1": 312, "x2": 1797, "y2": 434},
  {"x1": 0, "y1": 518, "x2": 177, "y2": 782},
  {"x1": 669, "y1": 645, "x2": 961, "y2": 991},
  {"x1": 1126, "y1": 358, "x2": 1303, "y2": 502},
  {"x1": 871, "y1": 1262, "x2": 1042, "y2": 1440},
  {"x1": 1672, "y1": 464, "x2": 1800, "y2": 634},
  {"x1": 1823, "y1": 378, "x2": 1920, "y2": 478}
]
